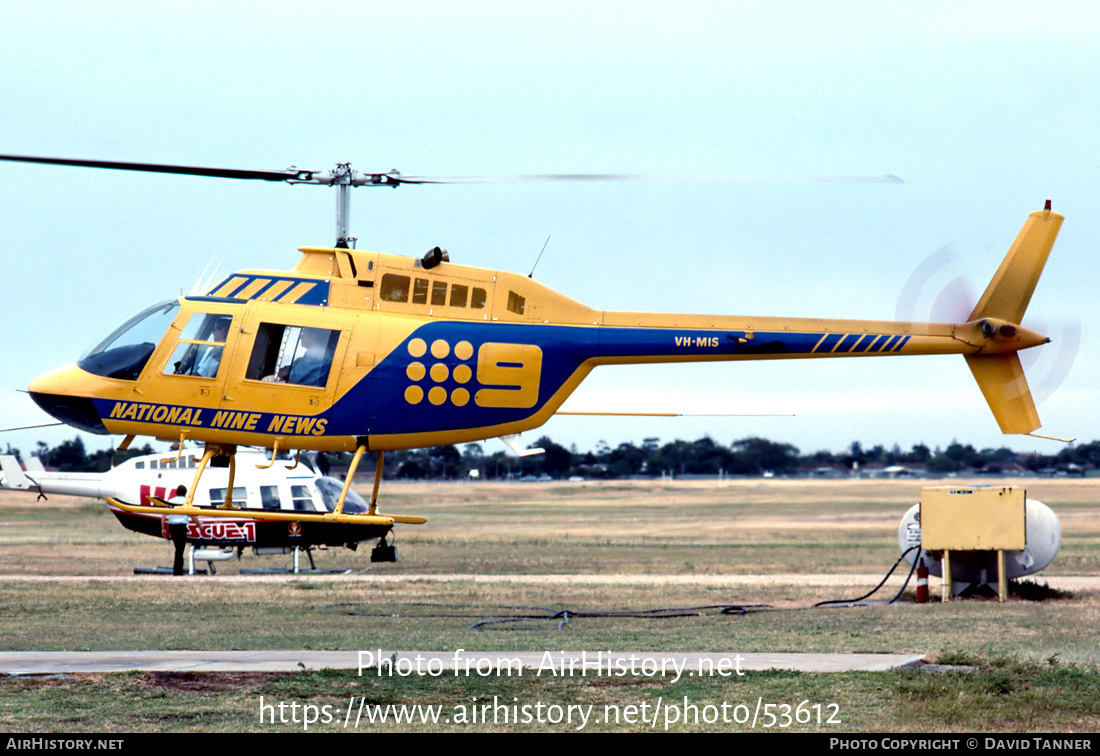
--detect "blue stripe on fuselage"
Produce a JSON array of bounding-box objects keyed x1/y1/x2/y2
[
  {"x1": 815, "y1": 333, "x2": 844, "y2": 353},
  {"x1": 324, "y1": 324, "x2": 828, "y2": 436}
]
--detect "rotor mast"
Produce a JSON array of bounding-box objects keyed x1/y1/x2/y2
[
  {"x1": 333, "y1": 164, "x2": 353, "y2": 248},
  {"x1": 284, "y1": 163, "x2": 410, "y2": 248},
  {"x1": 317, "y1": 164, "x2": 408, "y2": 248}
]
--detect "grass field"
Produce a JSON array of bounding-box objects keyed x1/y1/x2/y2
[{"x1": 2, "y1": 477, "x2": 1099, "y2": 732}]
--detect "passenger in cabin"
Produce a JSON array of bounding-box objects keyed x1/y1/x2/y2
[{"x1": 281, "y1": 327, "x2": 332, "y2": 387}]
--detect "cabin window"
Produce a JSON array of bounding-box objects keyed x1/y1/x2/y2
[
  {"x1": 412, "y1": 278, "x2": 429, "y2": 304},
  {"x1": 507, "y1": 291, "x2": 526, "y2": 315},
  {"x1": 450, "y1": 284, "x2": 469, "y2": 308},
  {"x1": 380, "y1": 274, "x2": 410, "y2": 302},
  {"x1": 471, "y1": 287, "x2": 487, "y2": 309},
  {"x1": 163, "y1": 313, "x2": 233, "y2": 378},
  {"x1": 260, "y1": 485, "x2": 281, "y2": 510},
  {"x1": 246, "y1": 324, "x2": 340, "y2": 388},
  {"x1": 431, "y1": 281, "x2": 448, "y2": 306},
  {"x1": 135, "y1": 461, "x2": 144, "y2": 470},
  {"x1": 291, "y1": 485, "x2": 315, "y2": 512},
  {"x1": 210, "y1": 487, "x2": 248, "y2": 508}
]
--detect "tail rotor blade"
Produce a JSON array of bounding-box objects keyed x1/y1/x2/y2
[
  {"x1": 896, "y1": 245, "x2": 974, "y2": 323},
  {"x1": 1020, "y1": 318, "x2": 1081, "y2": 404}
]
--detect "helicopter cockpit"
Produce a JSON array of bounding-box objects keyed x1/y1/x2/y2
[
  {"x1": 78, "y1": 300, "x2": 179, "y2": 381},
  {"x1": 30, "y1": 300, "x2": 183, "y2": 434},
  {"x1": 164, "y1": 312, "x2": 233, "y2": 378}
]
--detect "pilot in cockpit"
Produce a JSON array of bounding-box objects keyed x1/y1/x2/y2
[{"x1": 194, "y1": 318, "x2": 231, "y2": 377}]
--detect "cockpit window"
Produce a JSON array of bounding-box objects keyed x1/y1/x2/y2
[
  {"x1": 78, "y1": 300, "x2": 179, "y2": 381},
  {"x1": 315, "y1": 477, "x2": 367, "y2": 513},
  {"x1": 163, "y1": 314, "x2": 233, "y2": 378}
]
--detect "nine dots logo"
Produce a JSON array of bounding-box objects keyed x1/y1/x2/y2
[{"x1": 404, "y1": 338, "x2": 474, "y2": 407}]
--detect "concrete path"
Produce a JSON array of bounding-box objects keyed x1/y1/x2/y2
[
  {"x1": 2, "y1": 573, "x2": 1086, "y2": 677},
  {"x1": 1, "y1": 574, "x2": 1096, "y2": 589},
  {"x1": 0, "y1": 649, "x2": 925, "y2": 676}
]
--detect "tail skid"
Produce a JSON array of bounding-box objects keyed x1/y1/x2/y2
[{"x1": 965, "y1": 204, "x2": 1064, "y2": 435}]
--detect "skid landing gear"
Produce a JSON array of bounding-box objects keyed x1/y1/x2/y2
[{"x1": 241, "y1": 545, "x2": 352, "y2": 575}]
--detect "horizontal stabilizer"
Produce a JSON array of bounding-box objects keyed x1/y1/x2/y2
[{"x1": 965, "y1": 353, "x2": 1040, "y2": 434}]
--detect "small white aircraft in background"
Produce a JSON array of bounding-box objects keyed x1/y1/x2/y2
[{"x1": 0, "y1": 449, "x2": 396, "y2": 575}]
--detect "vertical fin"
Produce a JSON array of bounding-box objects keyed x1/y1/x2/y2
[
  {"x1": 0, "y1": 456, "x2": 33, "y2": 489},
  {"x1": 968, "y1": 207, "x2": 1063, "y2": 324}
]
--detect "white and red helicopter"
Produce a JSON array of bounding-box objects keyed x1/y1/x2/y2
[{"x1": 0, "y1": 448, "x2": 393, "y2": 574}]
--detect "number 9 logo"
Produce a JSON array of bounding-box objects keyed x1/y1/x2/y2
[{"x1": 475, "y1": 343, "x2": 542, "y2": 409}]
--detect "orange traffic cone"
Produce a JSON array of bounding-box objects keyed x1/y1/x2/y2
[{"x1": 915, "y1": 558, "x2": 929, "y2": 603}]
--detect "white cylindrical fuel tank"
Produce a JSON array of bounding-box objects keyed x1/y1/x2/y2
[{"x1": 898, "y1": 498, "x2": 1061, "y2": 585}]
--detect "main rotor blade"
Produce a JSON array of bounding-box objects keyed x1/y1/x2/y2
[
  {"x1": 0, "y1": 422, "x2": 64, "y2": 433},
  {"x1": 0, "y1": 154, "x2": 313, "y2": 182},
  {"x1": 0, "y1": 155, "x2": 903, "y2": 187},
  {"x1": 398, "y1": 172, "x2": 904, "y2": 184}
]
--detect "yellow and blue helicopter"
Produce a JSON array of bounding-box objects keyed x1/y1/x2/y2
[{"x1": 1, "y1": 155, "x2": 1065, "y2": 537}]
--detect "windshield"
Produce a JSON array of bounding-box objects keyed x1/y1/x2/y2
[
  {"x1": 78, "y1": 300, "x2": 179, "y2": 381},
  {"x1": 315, "y1": 477, "x2": 368, "y2": 514}
]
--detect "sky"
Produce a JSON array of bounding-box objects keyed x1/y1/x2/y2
[{"x1": 1, "y1": 0, "x2": 1097, "y2": 459}]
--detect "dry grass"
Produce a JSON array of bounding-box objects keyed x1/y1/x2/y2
[
  {"x1": 5, "y1": 477, "x2": 1097, "y2": 576},
  {"x1": 3, "y1": 477, "x2": 1100, "y2": 732}
]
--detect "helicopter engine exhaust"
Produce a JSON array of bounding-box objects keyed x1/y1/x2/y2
[{"x1": 421, "y1": 246, "x2": 449, "y2": 269}]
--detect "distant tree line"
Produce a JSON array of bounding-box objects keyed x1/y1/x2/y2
[
  {"x1": 5, "y1": 438, "x2": 154, "y2": 472},
  {"x1": 15, "y1": 435, "x2": 1098, "y2": 479},
  {"x1": 354, "y1": 436, "x2": 1099, "y2": 479}
]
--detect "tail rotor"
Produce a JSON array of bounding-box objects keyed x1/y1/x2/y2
[{"x1": 896, "y1": 205, "x2": 1074, "y2": 436}]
